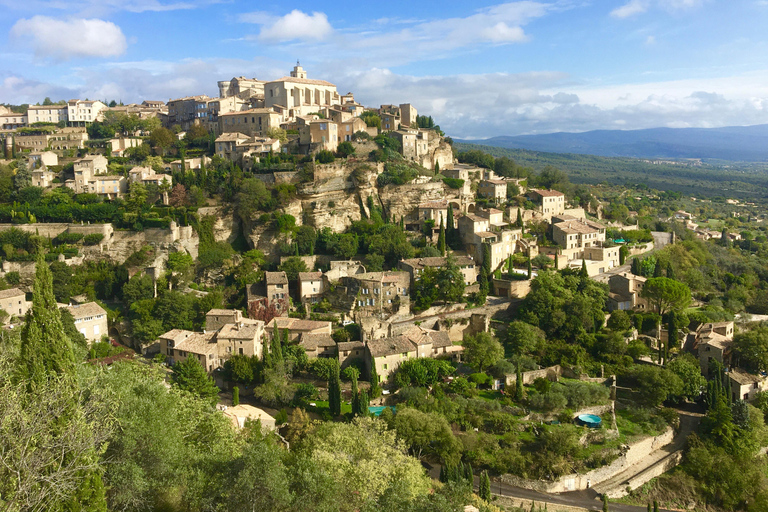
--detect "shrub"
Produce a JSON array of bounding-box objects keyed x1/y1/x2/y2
[
  {"x1": 337, "y1": 141, "x2": 355, "y2": 157},
  {"x1": 5, "y1": 271, "x2": 20, "y2": 285},
  {"x1": 83, "y1": 233, "x2": 105, "y2": 246},
  {"x1": 316, "y1": 150, "x2": 335, "y2": 164},
  {"x1": 53, "y1": 232, "x2": 83, "y2": 245},
  {"x1": 442, "y1": 177, "x2": 465, "y2": 189}
]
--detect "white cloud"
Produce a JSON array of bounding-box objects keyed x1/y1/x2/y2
[
  {"x1": 481, "y1": 22, "x2": 528, "y2": 43},
  {"x1": 645, "y1": 35, "x2": 656, "y2": 45},
  {"x1": 10, "y1": 16, "x2": 127, "y2": 59},
  {"x1": 238, "y1": 3, "x2": 549, "y2": 64},
  {"x1": 244, "y1": 10, "x2": 334, "y2": 42},
  {"x1": 611, "y1": 0, "x2": 649, "y2": 18},
  {"x1": 0, "y1": 0, "x2": 203, "y2": 14},
  {"x1": 611, "y1": 0, "x2": 706, "y2": 18}
]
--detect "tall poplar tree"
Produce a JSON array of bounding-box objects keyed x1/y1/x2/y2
[
  {"x1": 328, "y1": 361, "x2": 342, "y2": 416},
  {"x1": 20, "y1": 252, "x2": 75, "y2": 389},
  {"x1": 437, "y1": 219, "x2": 446, "y2": 256}
]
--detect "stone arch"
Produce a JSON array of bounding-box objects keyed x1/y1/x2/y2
[{"x1": 467, "y1": 203, "x2": 476, "y2": 213}]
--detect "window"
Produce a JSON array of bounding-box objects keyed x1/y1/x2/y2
[
  {"x1": 383, "y1": 364, "x2": 388, "y2": 370},
  {"x1": 94, "y1": 325, "x2": 100, "y2": 335}
]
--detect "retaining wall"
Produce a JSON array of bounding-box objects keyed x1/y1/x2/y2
[{"x1": 500, "y1": 427, "x2": 674, "y2": 493}]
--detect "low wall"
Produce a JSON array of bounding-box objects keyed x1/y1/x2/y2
[
  {"x1": 606, "y1": 450, "x2": 683, "y2": 499},
  {"x1": 500, "y1": 427, "x2": 674, "y2": 493},
  {"x1": 495, "y1": 496, "x2": 589, "y2": 512}
]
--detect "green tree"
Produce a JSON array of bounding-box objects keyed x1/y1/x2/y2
[
  {"x1": 171, "y1": 355, "x2": 220, "y2": 405},
  {"x1": 20, "y1": 253, "x2": 75, "y2": 389},
  {"x1": 641, "y1": 277, "x2": 691, "y2": 316},
  {"x1": 328, "y1": 360, "x2": 342, "y2": 416},
  {"x1": 607, "y1": 309, "x2": 632, "y2": 332},
  {"x1": 437, "y1": 219, "x2": 446, "y2": 256},
  {"x1": 337, "y1": 141, "x2": 355, "y2": 157},
  {"x1": 149, "y1": 127, "x2": 174, "y2": 154},
  {"x1": 462, "y1": 332, "x2": 504, "y2": 372},
  {"x1": 279, "y1": 256, "x2": 309, "y2": 281},
  {"x1": 234, "y1": 178, "x2": 274, "y2": 221},
  {"x1": 734, "y1": 325, "x2": 768, "y2": 373},
  {"x1": 232, "y1": 386, "x2": 240, "y2": 406},
  {"x1": 506, "y1": 320, "x2": 545, "y2": 356},
  {"x1": 479, "y1": 471, "x2": 491, "y2": 502},
  {"x1": 619, "y1": 245, "x2": 629, "y2": 265}
]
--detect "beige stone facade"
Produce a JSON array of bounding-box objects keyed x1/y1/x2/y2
[
  {"x1": 67, "y1": 302, "x2": 108, "y2": 343},
  {"x1": 529, "y1": 189, "x2": 565, "y2": 217},
  {"x1": 266, "y1": 317, "x2": 332, "y2": 342},
  {"x1": 218, "y1": 108, "x2": 281, "y2": 137},
  {"x1": 398, "y1": 256, "x2": 477, "y2": 287},
  {"x1": 264, "y1": 64, "x2": 340, "y2": 119},
  {"x1": 607, "y1": 272, "x2": 648, "y2": 311},
  {"x1": 28, "y1": 151, "x2": 58, "y2": 170},
  {"x1": 27, "y1": 105, "x2": 68, "y2": 124},
  {"x1": 0, "y1": 288, "x2": 28, "y2": 318},
  {"x1": 298, "y1": 272, "x2": 324, "y2": 305}
]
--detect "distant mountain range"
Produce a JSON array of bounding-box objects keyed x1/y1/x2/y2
[{"x1": 456, "y1": 124, "x2": 768, "y2": 162}]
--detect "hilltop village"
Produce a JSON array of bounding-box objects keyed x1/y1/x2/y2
[{"x1": 3, "y1": 65, "x2": 768, "y2": 512}]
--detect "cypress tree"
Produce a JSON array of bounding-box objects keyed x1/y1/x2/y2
[
  {"x1": 351, "y1": 372, "x2": 359, "y2": 414},
  {"x1": 437, "y1": 219, "x2": 446, "y2": 255},
  {"x1": 370, "y1": 365, "x2": 381, "y2": 398},
  {"x1": 653, "y1": 501, "x2": 659, "y2": 512},
  {"x1": 465, "y1": 463, "x2": 473, "y2": 485},
  {"x1": 482, "y1": 243, "x2": 492, "y2": 275},
  {"x1": 479, "y1": 470, "x2": 491, "y2": 501},
  {"x1": 631, "y1": 257, "x2": 640, "y2": 275},
  {"x1": 232, "y1": 386, "x2": 239, "y2": 406},
  {"x1": 527, "y1": 258, "x2": 532, "y2": 279},
  {"x1": 667, "y1": 261, "x2": 676, "y2": 280},
  {"x1": 21, "y1": 251, "x2": 75, "y2": 389},
  {"x1": 328, "y1": 361, "x2": 342, "y2": 416},
  {"x1": 507, "y1": 254, "x2": 513, "y2": 273},
  {"x1": 554, "y1": 252, "x2": 559, "y2": 270},
  {"x1": 516, "y1": 208, "x2": 523, "y2": 228},
  {"x1": 603, "y1": 495, "x2": 609, "y2": 512},
  {"x1": 357, "y1": 388, "x2": 369, "y2": 416},
  {"x1": 668, "y1": 312, "x2": 677, "y2": 350},
  {"x1": 515, "y1": 366, "x2": 524, "y2": 401},
  {"x1": 647, "y1": 504, "x2": 651, "y2": 512},
  {"x1": 619, "y1": 245, "x2": 628, "y2": 265},
  {"x1": 581, "y1": 258, "x2": 588, "y2": 277},
  {"x1": 653, "y1": 261, "x2": 664, "y2": 278},
  {"x1": 439, "y1": 464, "x2": 446, "y2": 483}
]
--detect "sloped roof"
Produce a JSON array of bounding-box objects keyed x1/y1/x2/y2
[
  {"x1": 265, "y1": 271, "x2": 288, "y2": 285},
  {"x1": 0, "y1": 288, "x2": 24, "y2": 300},
  {"x1": 368, "y1": 336, "x2": 415, "y2": 358},
  {"x1": 299, "y1": 333, "x2": 336, "y2": 351},
  {"x1": 67, "y1": 302, "x2": 106, "y2": 319}
]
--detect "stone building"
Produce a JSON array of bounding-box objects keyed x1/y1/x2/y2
[
  {"x1": 606, "y1": 272, "x2": 648, "y2": 311},
  {"x1": 218, "y1": 108, "x2": 281, "y2": 137},
  {"x1": 0, "y1": 288, "x2": 28, "y2": 318},
  {"x1": 67, "y1": 302, "x2": 108, "y2": 343},
  {"x1": 298, "y1": 272, "x2": 324, "y2": 305},
  {"x1": 263, "y1": 63, "x2": 340, "y2": 120},
  {"x1": 528, "y1": 189, "x2": 565, "y2": 217}
]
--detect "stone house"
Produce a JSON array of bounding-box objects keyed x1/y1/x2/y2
[
  {"x1": 0, "y1": 288, "x2": 28, "y2": 318},
  {"x1": 477, "y1": 179, "x2": 508, "y2": 204},
  {"x1": 0, "y1": 112, "x2": 28, "y2": 130},
  {"x1": 343, "y1": 271, "x2": 410, "y2": 317},
  {"x1": 298, "y1": 272, "x2": 324, "y2": 305},
  {"x1": 159, "y1": 310, "x2": 265, "y2": 371},
  {"x1": 27, "y1": 104, "x2": 69, "y2": 124},
  {"x1": 398, "y1": 256, "x2": 478, "y2": 288},
  {"x1": 109, "y1": 137, "x2": 142, "y2": 157},
  {"x1": 90, "y1": 175, "x2": 128, "y2": 199},
  {"x1": 298, "y1": 117, "x2": 339, "y2": 153},
  {"x1": 73, "y1": 155, "x2": 108, "y2": 193},
  {"x1": 694, "y1": 321, "x2": 734, "y2": 375},
  {"x1": 728, "y1": 369, "x2": 768, "y2": 402},
  {"x1": 366, "y1": 335, "x2": 417, "y2": 381},
  {"x1": 299, "y1": 333, "x2": 337, "y2": 359},
  {"x1": 606, "y1": 272, "x2": 648, "y2": 311},
  {"x1": 338, "y1": 340, "x2": 365, "y2": 369},
  {"x1": 265, "y1": 317, "x2": 332, "y2": 342},
  {"x1": 418, "y1": 200, "x2": 449, "y2": 225},
  {"x1": 160, "y1": 330, "x2": 218, "y2": 371},
  {"x1": 67, "y1": 302, "x2": 108, "y2": 343},
  {"x1": 218, "y1": 108, "x2": 281, "y2": 137},
  {"x1": 528, "y1": 189, "x2": 565, "y2": 217},
  {"x1": 265, "y1": 271, "x2": 289, "y2": 313},
  {"x1": 28, "y1": 151, "x2": 58, "y2": 170},
  {"x1": 31, "y1": 169, "x2": 57, "y2": 188},
  {"x1": 221, "y1": 404, "x2": 276, "y2": 430}
]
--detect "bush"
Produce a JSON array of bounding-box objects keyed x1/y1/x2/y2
[
  {"x1": 83, "y1": 233, "x2": 105, "y2": 246},
  {"x1": 442, "y1": 177, "x2": 465, "y2": 189},
  {"x1": 5, "y1": 271, "x2": 20, "y2": 285},
  {"x1": 337, "y1": 141, "x2": 355, "y2": 157},
  {"x1": 53, "y1": 232, "x2": 83, "y2": 245},
  {"x1": 316, "y1": 150, "x2": 335, "y2": 164},
  {"x1": 377, "y1": 162, "x2": 419, "y2": 186}
]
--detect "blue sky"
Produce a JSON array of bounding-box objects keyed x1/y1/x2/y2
[{"x1": 2, "y1": 0, "x2": 768, "y2": 138}]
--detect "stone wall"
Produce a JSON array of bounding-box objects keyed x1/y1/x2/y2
[
  {"x1": 500, "y1": 427, "x2": 675, "y2": 493},
  {"x1": 606, "y1": 450, "x2": 683, "y2": 499}
]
